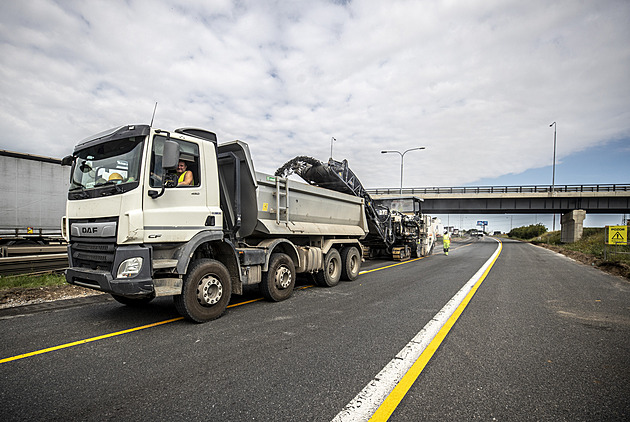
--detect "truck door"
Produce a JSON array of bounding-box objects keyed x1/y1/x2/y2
[{"x1": 143, "y1": 136, "x2": 210, "y2": 242}]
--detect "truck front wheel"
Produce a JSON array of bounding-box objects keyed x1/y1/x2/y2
[
  {"x1": 174, "y1": 259, "x2": 232, "y2": 323},
  {"x1": 260, "y1": 253, "x2": 295, "y2": 302},
  {"x1": 340, "y1": 246, "x2": 361, "y2": 281},
  {"x1": 316, "y1": 248, "x2": 341, "y2": 287}
]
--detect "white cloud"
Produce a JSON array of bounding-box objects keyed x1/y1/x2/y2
[{"x1": 0, "y1": 0, "x2": 628, "y2": 188}]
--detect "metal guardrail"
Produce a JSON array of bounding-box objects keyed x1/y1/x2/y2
[
  {"x1": 0, "y1": 254, "x2": 68, "y2": 276},
  {"x1": 0, "y1": 246, "x2": 68, "y2": 275},
  {"x1": 0, "y1": 246, "x2": 67, "y2": 258},
  {"x1": 367, "y1": 184, "x2": 630, "y2": 195}
]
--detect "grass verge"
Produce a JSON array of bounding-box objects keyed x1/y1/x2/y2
[
  {"x1": 0, "y1": 273, "x2": 67, "y2": 290},
  {"x1": 522, "y1": 228, "x2": 630, "y2": 280}
]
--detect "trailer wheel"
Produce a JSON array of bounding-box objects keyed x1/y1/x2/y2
[
  {"x1": 174, "y1": 259, "x2": 231, "y2": 323},
  {"x1": 111, "y1": 294, "x2": 155, "y2": 306},
  {"x1": 340, "y1": 246, "x2": 361, "y2": 281},
  {"x1": 316, "y1": 248, "x2": 342, "y2": 287},
  {"x1": 260, "y1": 253, "x2": 295, "y2": 302}
]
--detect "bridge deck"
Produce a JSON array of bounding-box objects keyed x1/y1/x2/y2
[{"x1": 368, "y1": 184, "x2": 630, "y2": 214}]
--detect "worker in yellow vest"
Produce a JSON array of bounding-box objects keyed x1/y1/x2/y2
[
  {"x1": 177, "y1": 161, "x2": 194, "y2": 186},
  {"x1": 443, "y1": 231, "x2": 450, "y2": 255}
]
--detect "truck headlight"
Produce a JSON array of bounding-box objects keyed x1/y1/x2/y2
[{"x1": 117, "y1": 257, "x2": 144, "y2": 278}]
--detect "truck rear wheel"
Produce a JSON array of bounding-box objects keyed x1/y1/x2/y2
[
  {"x1": 174, "y1": 259, "x2": 231, "y2": 323},
  {"x1": 316, "y1": 248, "x2": 341, "y2": 287},
  {"x1": 260, "y1": 253, "x2": 295, "y2": 302},
  {"x1": 340, "y1": 246, "x2": 361, "y2": 281}
]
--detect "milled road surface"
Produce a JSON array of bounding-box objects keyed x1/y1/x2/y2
[{"x1": 1, "y1": 237, "x2": 628, "y2": 421}]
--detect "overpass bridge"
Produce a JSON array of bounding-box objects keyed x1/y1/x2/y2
[{"x1": 367, "y1": 184, "x2": 630, "y2": 242}]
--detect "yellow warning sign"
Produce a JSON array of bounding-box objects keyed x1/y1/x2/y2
[{"x1": 606, "y1": 225, "x2": 628, "y2": 245}]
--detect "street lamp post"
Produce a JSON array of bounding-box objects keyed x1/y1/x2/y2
[
  {"x1": 550, "y1": 122, "x2": 557, "y2": 231},
  {"x1": 381, "y1": 147, "x2": 425, "y2": 195}
]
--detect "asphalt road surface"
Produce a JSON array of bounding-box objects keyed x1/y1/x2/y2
[{"x1": 1, "y1": 237, "x2": 628, "y2": 421}]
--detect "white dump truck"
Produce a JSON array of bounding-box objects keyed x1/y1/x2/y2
[{"x1": 62, "y1": 125, "x2": 367, "y2": 322}]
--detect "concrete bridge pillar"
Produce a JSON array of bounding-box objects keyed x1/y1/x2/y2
[{"x1": 561, "y1": 209, "x2": 586, "y2": 243}]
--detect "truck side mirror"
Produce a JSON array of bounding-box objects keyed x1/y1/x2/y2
[
  {"x1": 61, "y1": 155, "x2": 74, "y2": 166},
  {"x1": 162, "y1": 140, "x2": 180, "y2": 170},
  {"x1": 148, "y1": 139, "x2": 180, "y2": 199}
]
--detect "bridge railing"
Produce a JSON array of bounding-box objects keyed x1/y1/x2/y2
[{"x1": 367, "y1": 184, "x2": 630, "y2": 195}]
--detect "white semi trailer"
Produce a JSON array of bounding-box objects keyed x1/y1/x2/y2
[
  {"x1": 62, "y1": 125, "x2": 367, "y2": 322},
  {"x1": 0, "y1": 150, "x2": 69, "y2": 245}
]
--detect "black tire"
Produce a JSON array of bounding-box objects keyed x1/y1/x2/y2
[
  {"x1": 174, "y1": 259, "x2": 231, "y2": 323},
  {"x1": 401, "y1": 246, "x2": 411, "y2": 260},
  {"x1": 315, "y1": 248, "x2": 342, "y2": 287},
  {"x1": 304, "y1": 272, "x2": 318, "y2": 285},
  {"x1": 340, "y1": 246, "x2": 361, "y2": 281},
  {"x1": 260, "y1": 253, "x2": 295, "y2": 302},
  {"x1": 412, "y1": 241, "x2": 422, "y2": 258},
  {"x1": 111, "y1": 294, "x2": 155, "y2": 306},
  {"x1": 8, "y1": 240, "x2": 41, "y2": 246}
]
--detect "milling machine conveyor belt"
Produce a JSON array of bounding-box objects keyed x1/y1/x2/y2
[{"x1": 275, "y1": 156, "x2": 394, "y2": 248}]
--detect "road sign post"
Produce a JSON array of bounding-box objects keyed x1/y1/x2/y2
[{"x1": 605, "y1": 225, "x2": 628, "y2": 260}]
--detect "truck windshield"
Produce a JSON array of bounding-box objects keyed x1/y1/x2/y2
[{"x1": 69, "y1": 136, "x2": 144, "y2": 196}]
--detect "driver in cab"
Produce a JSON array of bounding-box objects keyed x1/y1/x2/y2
[{"x1": 176, "y1": 160, "x2": 194, "y2": 186}]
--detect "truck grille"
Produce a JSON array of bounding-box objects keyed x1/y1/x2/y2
[
  {"x1": 69, "y1": 217, "x2": 118, "y2": 272},
  {"x1": 70, "y1": 240, "x2": 116, "y2": 271}
]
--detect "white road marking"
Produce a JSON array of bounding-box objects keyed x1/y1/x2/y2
[{"x1": 332, "y1": 239, "x2": 502, "y2": 422}]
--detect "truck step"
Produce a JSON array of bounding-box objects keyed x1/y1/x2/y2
[
  {"x1": 154, "y1": 278, "x2": 182, "y2": 296},
  {"x1": 153, "y1": 259, "x2": 178, "y2": 269}
]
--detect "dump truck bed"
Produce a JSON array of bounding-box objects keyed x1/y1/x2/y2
[{"x1": 253, "y1": 172, "x2": 368, "y2": 238}]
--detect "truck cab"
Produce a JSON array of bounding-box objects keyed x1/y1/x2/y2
[{"x1": 63, "y1": 125, "x2": 229, "y2": 319}]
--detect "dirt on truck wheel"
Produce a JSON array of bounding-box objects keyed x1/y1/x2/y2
[
  {"x1": 340, "y1": 246, "x2": 361, "y2": 281},
  {"x1": 174, "y1": 259, "x2": 232, "y2": 323},
  {"x1": 316, "y1": 249, "x2": 342, "y2": 287},
  {"x1": 260, "y1": 253, "x2": 295, "y2": 302}
]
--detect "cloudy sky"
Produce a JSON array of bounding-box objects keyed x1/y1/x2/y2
[{"x1": 1, "y1": 0, "x2": 629, "y2": 194}]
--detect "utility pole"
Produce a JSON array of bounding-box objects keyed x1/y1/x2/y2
[{"x1": 550, "y1": 122, "x2": 557, "y2": 231}]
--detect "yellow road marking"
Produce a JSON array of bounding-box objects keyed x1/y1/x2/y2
[
  {"x1": 2, "y1": 295, "x2": 270, "y2": 364},
  {"x1": 368, "y1": 241, "x2": 503, "y2": 421},
  {"x1": 359, "y1": 257, "x2": 424, "y2": 274},
  {"x1": 0, "y1": 316, "x2": 184, "y2": 364},
  {"x1": 227, "y1": 298, "x2": 262, "y2": 307},
  {"x1": 1, "y1": 252, "x2": 443, "y2": 365}
]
